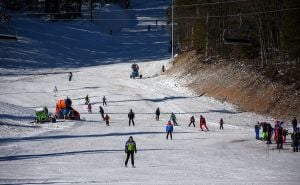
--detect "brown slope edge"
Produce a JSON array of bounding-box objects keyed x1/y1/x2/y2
[{"x1": 166, "y1": 51, "x2": 300, "y2": 120}]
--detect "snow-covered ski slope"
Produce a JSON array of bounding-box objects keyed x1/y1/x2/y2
[{"x1": 0, "y1": 1, "x2": 300, "y2": 184}]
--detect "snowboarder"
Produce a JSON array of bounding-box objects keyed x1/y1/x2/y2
[
  {"x1": 291, "y1": 128, "x2": 300, "y2": 152},
  {"x1": 99, "y1": 106, "x2": 105, "y2": 120},
  {"x1": 155, "y1": 107, "x2": 160, "y2": 121},
  {"x1": 68, "y1": 72, "x2": 73, "y2": 81},
  {"x1": 104, "y1": 114, "x2": 110, "y2": 126},
  {"x1": 103, "y1": 96, "x2": 107, "y2": 106},
  {"x1": 255, "y1": 122, "x2": 260, "y2": 140},
  {"x1": 292, "y1": 117, "x2": 297, "y2": 132},
  {"x1": 85, "y1": 95, "x2": 90, "y2": 105},
  {"x1": 219, "y1": 118, "x2": 224, "y2": 130},
  {"x1": 200, "y1": 115, "x2": 209, "y2": 131},
  {"x1": 124, "y1": 136, "x2": 137, "y2": 167},
  {"x1": 128, "y1": 109, "x2": 135, "y2": 126},
  {"x1": 276, "y1": 126, "x2": 283, "y2": 149},
  {"x1": 147, "y1": 25, "x2": 150, "y2": 31},
  {"x1": 188, "y1": 116, "x2": 195, "y2": 127},
  {"x1": 166, "y1": 120, "x2": 173, "y2": 140},
  {"x1": 170, "y1": 112, "x2": 178, "y2": 126},
  {"x1": 87, "y1": 103, "x2": 92, "y2": 113}
]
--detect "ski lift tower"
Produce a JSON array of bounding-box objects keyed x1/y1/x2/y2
[{"x1": 171, "y1": 0, "x2": 174, "y2": 62}]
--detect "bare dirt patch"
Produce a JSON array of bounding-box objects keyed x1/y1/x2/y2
[{"x1": 166, "y1": 51, "x2": 300, "y2": 120}]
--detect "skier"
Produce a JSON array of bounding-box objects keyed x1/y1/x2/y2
[
  {"x1": 99, "y1": 106, "x2": 105, "y2": 120},
  {"x1": 261, "y1": 122, "x2": 268, "y2": 141},
  {"x1": 219, "y1": 118, "x2": 224, "y2": 130},
  {"x1": 128, "y1": 109, "x2": 135, "y2": 126},
  {"x1": 68, "y1": 72, "x2": 73, "y2": 81},
  {"x1": 170, "y1": 112, "x2": 178, "y2": 126},
  {"x1": 266, "y1": 123, "x2": 273, "y2": 144},
  {"x1": 274, "y1": 120, "x2": 280, "y2": 141},
  {"x1": 131, "y1": 62, "x2": 139, "y2": 79},
  {"x1": 255, "y1": 122, "x2": 260, "y2": 140},
  {"x1": 188, "y1": 116, "x2": 195, "y2": 127},
  {"x1": 87, "y1": 103, "x2": 92, "y2": 113},
  {"x1": 200, "y1": 115, "x2": 209, "y2": 131},
  {"x1": 124, "y1": 136, "x2": 137, "y2": 167},
  {"x1": 292, "y1": 117, "x2": 297, "y2": 132},
  {"x1": 53, "y1": 86, "x2": 58, "y2": 96},
  {"x1": 276, "y1": 126, "x2": 283, "y2": 149},
  {"x1": 161, "y1": 65, "x2": 165, "y2": 73},
  {"x1": 103, "y1": 96, "x2": 107, "y2": 106},
  {"x1": 85, "y1": 95, "x2": 90, "y2": 105},
  {"x1": 291, "y1": 128, "x2": 300, "y2": 152},
  {"x1": 155, "y1": 107, "x2": 160, "y2": 121},
  {"x1": 104, "y1": 114, "x2": 110, "y2": 126},
  {"x1": 166, "y1": 120, "x2": 173, "y2": 140}
]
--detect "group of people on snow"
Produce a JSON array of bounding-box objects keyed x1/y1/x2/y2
[{"x1": 255, "y1": 117, "x2": 300, "y2": 152}]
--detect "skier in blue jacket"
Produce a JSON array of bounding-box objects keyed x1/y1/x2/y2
[{"x1": 166, "y1": 121, "x2": 174, "y2": 140}]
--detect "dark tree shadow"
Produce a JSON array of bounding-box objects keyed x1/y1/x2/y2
[
  {"x1": 0, "y1": 148, "x2": 174, "y2": 161},
  {"x1": 0, "y1": 131, "x2": 192, "y2": 143}
]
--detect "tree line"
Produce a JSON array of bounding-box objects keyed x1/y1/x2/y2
[
  {"x1": 1, "y1": 0, "x2": 127, "y2": 19},
  {"x1": 169, "y1": 0, "x2": 300, "y2": 86}
]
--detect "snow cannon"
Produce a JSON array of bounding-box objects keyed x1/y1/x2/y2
[
  {"x1": 55, "y1": 98, "x2": 80, "y2": 120},
  {"x1": 35, "y1": 106, "x2": 56, "y2": 123}
]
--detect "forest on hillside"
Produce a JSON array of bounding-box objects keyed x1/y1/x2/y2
[{"x1": 168, "y1": 0, "x2": 300, "y2": 88}]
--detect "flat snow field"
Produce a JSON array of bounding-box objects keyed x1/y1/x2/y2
[{"x1": 0, "y1": 0, "x2": 300, "y2": 184}]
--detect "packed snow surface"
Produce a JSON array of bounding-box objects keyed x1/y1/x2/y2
[{"x1": 0, "y1": 0, "x2": 299, "y2": 184}]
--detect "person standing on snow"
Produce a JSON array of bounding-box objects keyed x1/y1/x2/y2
[
  {"x1": 53, "y1": 86, "x2": 58, "y2": 96},
  {"x1": 128, "y1": 109, "x2": 135, "y2": 126},
  {"x1": 161, "y1": 65, "x2": 165, "y2": 73},
  {"x1": 219, "y1": 118, "x2": 224, "y2": 130},
  {"x1": 292, "y1": 117, "x2": 298, "y2": 132},
  {"x1": 104, "y1": 114, "x2": 110, "y2": 126},
  {"x1": 103, "y1": 96, "x2": 107, "y2": 106},
  {"x1": 155, "y1": 107, "x2": 160, "y2": 121},
  {"x1": 200, "y1": 115, "x2": 209, "y2": 131},
  {"x1": 166, "y1": 120, "x2": 174, "y2": 140},
  {"x1": 291, "y1": 128, "x2": 300, "y2": 152},
  {"x1": 170, "y1": 112, "x2": 178, "y2": 126},
  {"x1": 85, "y1": 95, "x2": 90, "y2": 105},
  {"x1": 124, "y1": 136, "x2": 137, "y2": 167},
  {"x1": 276, "y1": 126, "x2": 283, "y2": 149},
  {"x1": 99, "y1": 106, "x2": 105, "y2": 120},
  {"x1": 87, "y1": 103, "x2": 92, "y2": 113},
  {"x1": 255, "y1": 122, "x2": 260, "y2": 140},
  {"x1": 261, "y1": 122, "x2": 268, "y2": 141},
  {"x1": 188, "y1": 116, "x2": 195, "y2": 127},
  {"x1": 68, "y1": 72, "x2": 73, "y2": 81}
]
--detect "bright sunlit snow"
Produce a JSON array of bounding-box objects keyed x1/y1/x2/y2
[{"x1": 0, "y1": 0, "x2": 299, "y2": 184}]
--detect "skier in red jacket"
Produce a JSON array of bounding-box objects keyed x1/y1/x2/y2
[{"x1": 200, "y1": 115, "x2": 209, "y2": 131}]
